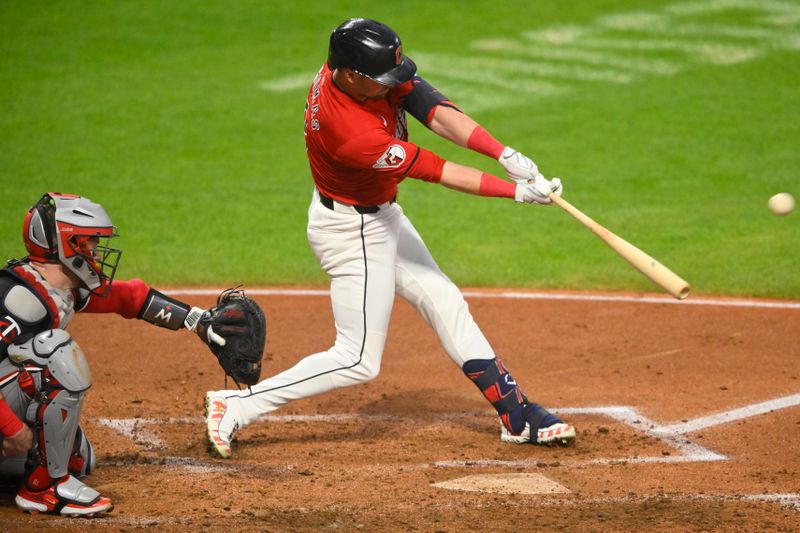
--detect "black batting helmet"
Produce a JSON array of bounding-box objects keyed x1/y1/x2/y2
[{"x1": 327, "y1": 18, "x2": 417, "y2": 87}]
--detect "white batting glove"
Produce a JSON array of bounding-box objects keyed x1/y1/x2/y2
[
  {"x1": 515, "y1": 176, "x2": 564, "y2": 205},
  {"x1": 499, "y1": 146, "x2": 539, "y2": 184}
]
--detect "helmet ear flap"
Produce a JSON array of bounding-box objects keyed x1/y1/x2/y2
[{"x1": 23, "y1": 194, "x2": 59, "y2": 261}]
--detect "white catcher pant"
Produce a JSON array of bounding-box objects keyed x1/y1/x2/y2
[{"x1": 230, "y1": 190, "x2": 495, "y2": 427}]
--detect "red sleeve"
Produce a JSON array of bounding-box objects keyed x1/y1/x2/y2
[
  {"x1": 337, "y1": 134, "x2": 445, "y2": 183},
  {"x1": 81, "y1": 278, "x2": 151, "y2": 318},
  {"x1": 479, "y1": 173, "x2": 516, "y2": 198},
  {"x1": 467, "y1": 126, "x2": 504, "y2": 159},
  {"x1": 0, "y1": 396, "x2": 23, "y2": 438},
  {"x1": 405, "y1": 146, "x2": 445, "y2": 182}
]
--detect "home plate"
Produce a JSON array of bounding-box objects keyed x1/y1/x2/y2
[{"x1": 433, "y1": 473, "x2": 570, "y2": 495}]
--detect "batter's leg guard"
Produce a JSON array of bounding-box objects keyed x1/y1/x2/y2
[{"x1": 463, "y1": 358, "x2": 576, "y2": 446}]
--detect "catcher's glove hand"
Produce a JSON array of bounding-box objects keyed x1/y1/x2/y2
[{"x1": 195, "y1": 288, "x2": 266, "y2": 386}]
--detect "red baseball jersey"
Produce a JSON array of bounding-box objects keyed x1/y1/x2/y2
[{"x1": 304, "y1": 63, "x2": 446, "y2": 206}]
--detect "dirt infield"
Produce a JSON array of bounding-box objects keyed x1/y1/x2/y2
[{"x1": 1, "y1": 289, "x2": 799, "y2": 532}]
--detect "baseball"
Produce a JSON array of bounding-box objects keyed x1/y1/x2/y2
[{"x1": 768, "y1": 192, "x2": 795, "y2": 216}]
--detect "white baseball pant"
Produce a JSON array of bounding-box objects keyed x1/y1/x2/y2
[{"x1": 230, "y1": 189, "x2": 495, "y2": 426}]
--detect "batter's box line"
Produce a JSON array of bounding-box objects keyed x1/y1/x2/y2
[
  {"x1": 92, "y1": 391, "x2": 800, "y2": 466},
  {"x1": 437, "y1": 391, "x2": 800, "y2": 468},
  {"x1": 434, "y1": 406, "x2": 726, "y2": 469}
]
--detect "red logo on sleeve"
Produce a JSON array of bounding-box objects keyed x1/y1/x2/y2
[{"x1": 373, "y1": 144, "x2": 406, "y2": 169}]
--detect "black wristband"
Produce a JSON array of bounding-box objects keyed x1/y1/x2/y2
[{"x1": 138, "y1": 288, "x2": 191, "y2": 330}]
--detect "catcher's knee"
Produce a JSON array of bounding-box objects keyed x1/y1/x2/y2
[{"x1": 8, "y1": 330, "x2": 92, "y2": 392}]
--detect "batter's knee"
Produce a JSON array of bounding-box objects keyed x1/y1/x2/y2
[
  {"x1": 329, "y1": 343, "x2": 383, "y2": 385},
  {"x1": 353, "y1": 354, "x2": 381, "y2": 383}
]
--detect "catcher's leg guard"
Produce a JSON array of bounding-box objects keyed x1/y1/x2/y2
[
  {"x1": 7, "y1": 330, "x2": 110, "y2": 515},
  {"x1": 9, "y1": 330, "x2": 91, "y2": 479},
  {"x1": 68, "y1": 426, "x2": 96, "y2": 479},
  {"x1": 463, "y1": 358, "x2": 570, "y2": 445},
  {"x1": 36, "y1": 388, "x2": 85, "y2": 477}
]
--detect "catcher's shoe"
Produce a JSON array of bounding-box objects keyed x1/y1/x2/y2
[
  {"x1": 205, "y1": 391, "x2": 240, "y2": 459},
  {"x1": 15, "y1": 475, "x2": 112, "y2": 517}
]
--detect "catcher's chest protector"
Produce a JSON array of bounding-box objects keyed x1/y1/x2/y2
[{"x1": 0, "y1": 265, "x2": 71, "y2": 358}]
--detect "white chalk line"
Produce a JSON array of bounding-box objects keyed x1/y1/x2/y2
[
  {"x1": 93, "y1": 391, "x2": 800, "y2": 469},
  {"x1": 163, "y1": 287, "x2": 800, "y2": 310},
  {"x1": 84, "y1": 394, "x2": 800, "y2": 521},
  {"x1": 656, "y1": 392, "x2": 800, "y2": 435},
  {"x1": 434, "y1": 405, "x2": 726, "y2": 468}
]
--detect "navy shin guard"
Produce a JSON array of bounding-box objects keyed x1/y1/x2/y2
[
  {"x1": 463, "y1": 358, "x2": 527, "y2": 434},
  {"x1": 463, "y1": 358, "x2": 562, "y2": 438}
]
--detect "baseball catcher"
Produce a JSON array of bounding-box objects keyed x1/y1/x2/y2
[{"x1": 0, "y1": 192, "x2": 265, "y2": 516}]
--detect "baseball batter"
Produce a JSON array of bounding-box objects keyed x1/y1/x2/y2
[
  {"x1": 205, "y1": 18, "x2": 576, "y2": 458},
  {"x1": 0, "y1": 192, "x2": 225, "y2": 516}
]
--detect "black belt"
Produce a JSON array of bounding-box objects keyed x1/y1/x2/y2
[{"x1": 319, "y1": 192, "x2": 395, "y2": 214}]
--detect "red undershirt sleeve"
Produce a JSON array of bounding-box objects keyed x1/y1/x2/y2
[
  {"x1": 479, "y1": 172, "x2": 516, "y2": 198},
  {"x1": 467, "y1": 126, "x2": 505, "y2": 159},
  {"x1": 404, "y1": 146, "x2": 445, "y2": 183},
  {"x1": 81, "y1": 278, "x2": 151, "y2": 318},
  {"x1": 0, "y1": 397, "x2": 23, "y2": 438}
]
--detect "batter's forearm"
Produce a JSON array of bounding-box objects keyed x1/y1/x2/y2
[
  {"x1": 429, "y1": 106, "x2": 505, "y2": 159},
  {"x1": 429, "y1": 106, "x2": 481, "y2": 148},
  {"x1": 439, "y1": 162, "x2": 515, "y2": 199},
  {"x1": 439, "y1": 162, "x2": 482, "y2": 193}
]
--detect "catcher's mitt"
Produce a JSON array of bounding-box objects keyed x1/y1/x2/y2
[{"x1": 196, "y1": 288, "x2": 266, "y2": 386}]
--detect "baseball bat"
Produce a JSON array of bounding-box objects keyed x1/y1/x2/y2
[{"x1": 549, "y1": 193, "x2": 690, "y2": 300}]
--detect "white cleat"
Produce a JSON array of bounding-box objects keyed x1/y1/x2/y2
[
  {"x1": 501, "y1": 421, "x2": 577, "y2": 447},
  {"x1": 205, "y1": 391, "x2": 240, "y2": 459}
]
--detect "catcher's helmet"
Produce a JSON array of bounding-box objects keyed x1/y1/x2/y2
[
  {"x1": 23, "y1": 192, "x2": 122, "y2": 295},
  {"x1": 327, "y1": 18, "x2": 416, "y2": 87}
]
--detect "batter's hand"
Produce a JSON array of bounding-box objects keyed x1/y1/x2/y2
[
  {"x1": 499, "y1": 147, "x2": 539, "y2": 184},
  {"x1": 1, "y1": 424, "x2": 33, "y2": 457},
  {"x1": 515, "y1": 175, "x2": 564, "y2": 205}
]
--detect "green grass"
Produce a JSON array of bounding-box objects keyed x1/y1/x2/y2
[{"x1": 1, "y1": 1, "x2": 798, "y2": 297}]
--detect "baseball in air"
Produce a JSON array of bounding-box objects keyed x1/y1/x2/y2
[{"x1": 767, "y1": 192, "x2": 795, "y2": 216}]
